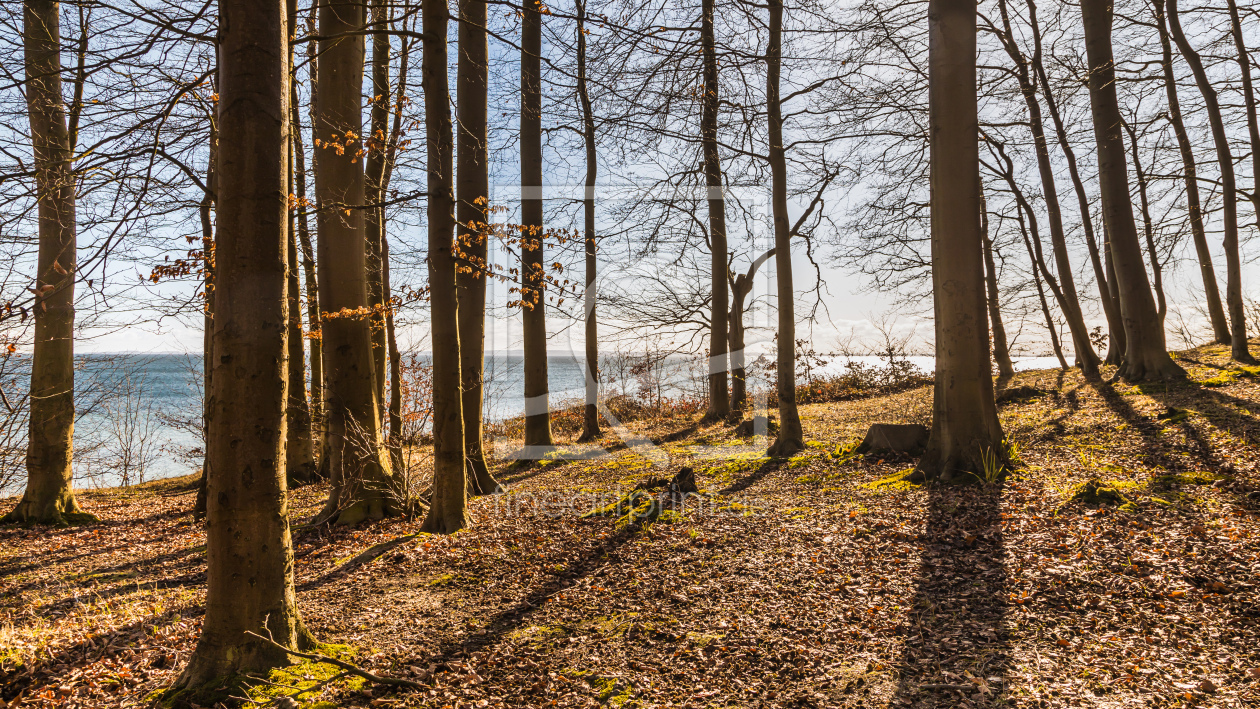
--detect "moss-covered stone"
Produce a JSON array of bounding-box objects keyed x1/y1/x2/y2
[{"x1": 1058, "y1": 478, "x2": 1136, "y2": 513}]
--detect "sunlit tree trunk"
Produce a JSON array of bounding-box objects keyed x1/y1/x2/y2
[
  {"x1": 380, "y1": 35, "x2": 410, "y2": 481},
  {"x1": 1082, "y1": 0, "x2": 1186, "y2": 380},
  {"x1": 1120, "y1": 118, "x2": 1167, "y2": 326},
  {"x1": 701, "y1": 0, "x2": 730, "y2": 420},
  {"x1": 980, "y1": 191, "x2": 1014, "y2": 377},
  {"x1": 167, "y1": 0, "x2": 313, "y2": 691},
  {"x1": 314, "y1": 0, "x2": 401, "y2": 525},
  {"x1": 729, "y1": 247, "x2": 774, "y2": 413},
  {"x1": 521, "y1": 0, "x2": 554, "y2": 448},
  {"x1": 365, "y1": 0, "x2": 390, "y2": 412},
  {"x1": 421, "y1": 0, "x2": 469, "y2": 534},
  {"x1": 5, "y1": 0, "x2": 92, "y2": 526},
  {"x1": 911, "y1": 0, "x2": 1005, "y2": 482},
  {"x1": 1152, "y1": 0, "x2": 1229, "y2": 343},
  {"x1": 576, "y1": 0, "x2": 602, "y2": 443},
  {"x1": 766, "y1": 0, "x2": 803, "y2": 456},
  {"x1": 456, "y1": 0, "x2": 502, "y2": 491}
]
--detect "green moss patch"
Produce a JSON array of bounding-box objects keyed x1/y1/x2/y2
[
  {"x1": 1058, "y1": 478, "x2": 1137, "y2": 513},
  {"x1": 859, "y1": 471, "x2": 922, "y2": 493}
]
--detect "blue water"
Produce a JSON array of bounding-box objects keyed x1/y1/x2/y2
[{"x1": 1, "y1": 351, "x2": 1061, "y2": 493}]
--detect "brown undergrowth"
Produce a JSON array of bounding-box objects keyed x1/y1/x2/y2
[{"x1": 2, "y1": 343, "x2": 1259, "y2": 708}]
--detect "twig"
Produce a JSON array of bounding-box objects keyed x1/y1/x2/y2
[
  {"x1": 915, "y1": 683, "x2": 974, "y2": 691},
  {"x1": 244, "y1": 631, "x2": 425, "y2": 689}
]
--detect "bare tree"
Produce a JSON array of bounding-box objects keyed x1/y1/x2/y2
[
  {"x1": 911, "y1": 0, "x2": 1005, "y2": 482},
  {"x1": 167, "y1": 0, "x2": 313, "y2": 691},
  {"x1": 3, "y1": 0, "x2": 93, "y2": 526},
  {"x1": 1081, "y1": 0, "x2": 1184, "y2": 380}
]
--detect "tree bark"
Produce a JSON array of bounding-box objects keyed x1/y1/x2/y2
[
  {"x1": 421, "y1": 0, "x2": 469, "y2": 534},
  {"x1": 765, "y1": 0, "x2": 803, "y2": 456},
  {"x1": 980, "y1": 190, "x2": 1015, "y2": 377},
  {"x1": 314, "y1": 0, "x2": 401, "y2": 525},
  {"x1": 576, "y1": 0, "x2": 602, "y2": 443},
  {"x1": 194, "y1": 121, "x2": 216, "y2": 521},
  {"x1": 911, "y1": 0, "x2": 1005, "y2": 482},
  {"x1": 995, "y1": 0, "x2": 1098, "y2": 376},
  {"x1": 1082, "y1": 0, "x2": 1186, "y2": 380},
  {"x1": 520, "y1": 0, "x2": 554, "y2": 448},
  {"x1": 1027, "y1": 0, "x2": 1123, "y2": 362},
  {"x1": 167, "y1": 0, "x2": 312, "y2": 692},
  {"x1": 365, "y1": 0, "x2": 390, "y2": 412},
  {"x1": 456, "y1": 0, "x2": 502, "y2": 492},
  {"x1": 1152, "y1": 0, "x2": 1229, "y2": 343},
  {"x1": 379, "y1": 35, "x2": 410, "y2": 482},
  {"x1": 1167, "y1": 0, "x2": 1253, "y2": 363},
  {"x1": 701, "y1": 0, "x2": 730, "y2": 420},
  {"x1": 5, "y1": 0, "x2": 92, "y2": 526}
]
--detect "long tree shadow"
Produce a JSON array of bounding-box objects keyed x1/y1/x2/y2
[
  {"x1": 718, "y1": 457, "x2": 787, "y2": 495},
  {"x1": 891, "y1": 483, "x2": 1009, "y2": 706}
]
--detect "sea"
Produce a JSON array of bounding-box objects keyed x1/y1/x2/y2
[{"x1": 0, "y1": 351, "x2": 1061, "y2": 493}]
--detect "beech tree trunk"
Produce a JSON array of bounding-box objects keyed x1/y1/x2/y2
[
  {"x1": 980, "y1": 191, "x2": 1015, "y2": 377},
  {"x1": 1027, "y1": 0, "x2": 1122, "y2": 362},
  {"x1": 194, "y1": 122, "x2": 216, "y2": 521},
  {"x1": 576, "y1": 0, "x2": 602, "y2": 443},
  {"x1": 421, "y1": 0, "x2": 469, "y2": 534},
  {"x1": 314, "y1": 0, "x2": 401, "y2": 525},
  {"x1": 168, "y1": 0, "x2": 312, "y2": 692},
  {"x1": 285, "y1": 0, "x2": 316, "y2": 486},
  {"x1": 456, "y1": 0, "x2": 502, "y2": 492},
  {"x1": 729, "y1": 247, "x2": 775, "y2": 413},
  {"x1": 996, "y1": 0, "x2": 1098, "y2": 376},
  {"x1": 1153, "y1": 0, "x2": 1229, "y2": 343},
  {"x1": 912, "y1": 0, "x2": 1005, "y2": 482},
  {"x1": 1167, "y1": 0, "x2": 1253, "y2": 363},
  {"x1": 1082, "y1": 0, "x2": 1185, "y2": 380},
  {"x1": 5, "y1": 0, "x2": 91, "y2": 526},
  {"x1": 520, "y1": 0, "x2": 554, "y2": 449},
  {"x1": 365, "y1": 0, "x2": 390, "y2": 412},
  {"x1": 380, "y1": 37, "x2": 409, "y2": 481},
  {"x1": 766, "y1": 0, "x2": 803, "y2": 456},
  {"x1": 701, "y1": 0, "x2": 730, "y2": 420}
]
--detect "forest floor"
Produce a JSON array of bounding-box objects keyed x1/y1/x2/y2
[{"x1": 3, "y1": 343, "x2": 1260, "y2": 709}]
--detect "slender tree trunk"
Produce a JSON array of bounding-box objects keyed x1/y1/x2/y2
[
  {"x1": 314, "y1": 0, "x2": 401, "y2": 525},
  {"x1": 1167, "y1": 0, "x2": 1253, "y2": 364},
  {"x1": 576, "y1": 0, "x2": 602, "y2": 442},
  {"x1": 1120, "y1": 118, "x2": 1167, "y2": 325},
  {"x1": 302, "y1": 6, "x2": 327, "y2": 473},
  {"x1": 1152, "y1": 0, "x2": 1229, "y2": 343},
  {"x1": 1103, "y1": 219, "x2": 1126, "y2": 363},
  {"x1": 701, "y1": 0, "x2": 730, "y2": 420},
  {"x1": 456, "y1": 0, "x2": 502, "y2": 491},
  {"x1": 996, "y1": 0, "x2": 1098, "y2": 376},
  {"x1": 1227, "y1": 0, "x2": 1260, "y2": 229},
  {"x1": 1082, "y1": 0, "x2": 1185, "y2": 380},
  {"x1": 168, "y1": 0, "x2": 313, "y2": 691},
  {"x1": 286, "y1": 194, "x2": 318, "y2": 485},
  {"x1": 980, "y1": 191, "x2": 1015, "y2": 377},
  {"x1": 766, "y1": 0, "x2": 803, "y2": 456},
  {"x1": 5, "y1": 0, "x2": 92, "y2": 526},
  {"x1": 379, "y1": 34, "x2": 410, "y2": 483},
  {"x1": 365, "y1": 0, "x2": 390, "y2": 412},
  {"x1": 1027, "y1": 0, "x2": 1123, "y2": 361},
  {"x1": 911, "y1": 0, "x2": 1005, "y2": 482},
  {"x1": 729, "y1": 246, "x2": 774, "y2": 414},
  {"x1": 421, "y1": 0, "x2": 469, "y2": 534},
  {"x1": 284, "y1": 0, "x2": 316, "y2": 486},
  {"x1": 520, "y1": 0, "x2": 554, "y2": 448},
  {"x1": 194, "y1": 128, "x2": 215, "y2": 521}
]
